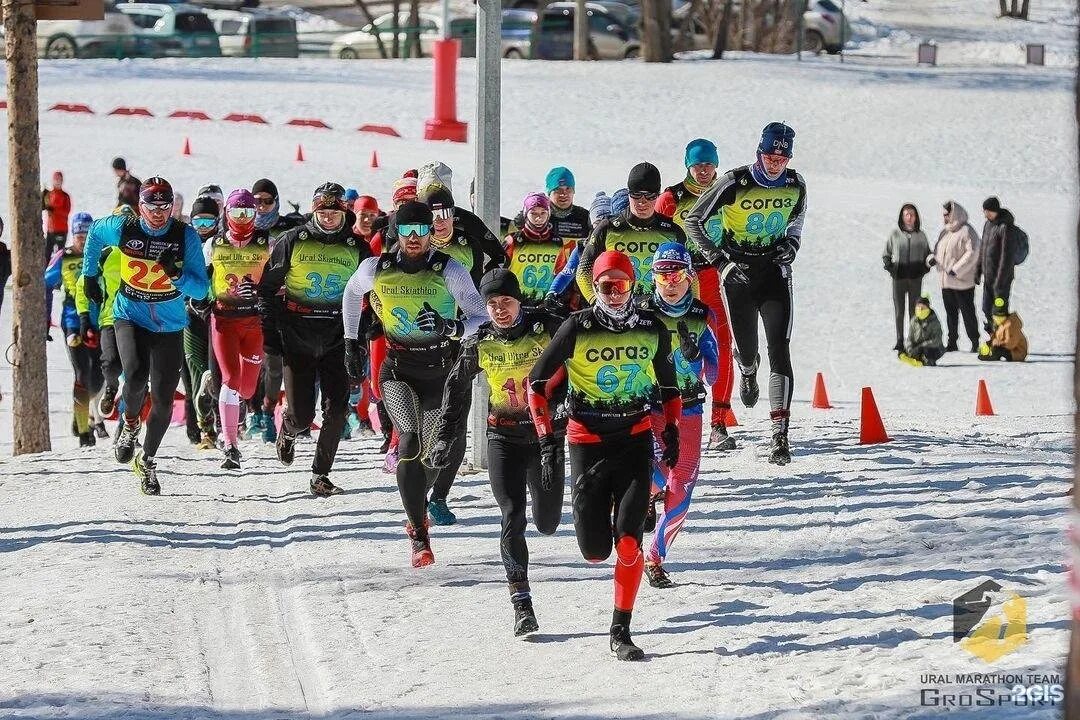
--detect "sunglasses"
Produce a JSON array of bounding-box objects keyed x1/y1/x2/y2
[
  {"x1": 399, "y1": 223, "x2": 431, "y2": 237},
  {"x1": 254, "y1": 196, "x2": 276, "y2": 207},
  {"x1": 191, "y1": 216, "x2": 217, "y2": 230},
  {"x1": 654, "y1": 268, "x2": 690, "y2": 286},
  {"x1": 596, "y1": 278, "x2": 633, "y2": 296},
  {"x1": 228, "y1": 207, "x2": 256, "y2": 221},
  {"x1": 629, "y1": 191, "x2": 659, "y2": 201},
  {"x1": 142, "y1": 202, "x2": 173, "y2": 212}
]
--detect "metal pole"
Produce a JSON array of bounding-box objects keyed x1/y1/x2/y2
[
  {"x1": 471, "y1": 0, "x2": 501, "y2": 469},
  {"x1": 839, "y1": 0, "x2": 845, "y2": 63},
  {"x1": 440, "y1": 0, "x2": 449, "y2": 39},
  {"x1": 796, "y1": 0, "x2": 803, "y2": 60}
]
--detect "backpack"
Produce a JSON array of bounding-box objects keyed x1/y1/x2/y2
[{"x1": 1010, "y1": 225, "x2": 1029, "y2": 266}]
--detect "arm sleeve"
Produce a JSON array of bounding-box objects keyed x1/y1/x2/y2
[
  {"x1": 342, "y1": 257, "x2": 378, "y2": 340},
  {"x1": 174, "y1": 226, "x2": 211, "y2": 300},
  {"x1": 685, "y1": 171, "x2": 738, "y2": 264},
  {"x1": 461, "y1": 209, "x2": 507, "y2": 271},
  {"x1": 699, "y1": 322, "x2": 719, "y2": 387},
  {"x1": 43, "y1": 250, "x2": 63, "y2": 289},
  {"x1": 436, "y1": 338, "x2": 481, "y2": 440},
  {"x1": 257, "y1": 231, "x2": 292, "y2": 330},
  {"x1": 81, "y1": 216, "x2": 121, "y2": 277},
  {"x1": 994, "y1": 226, "x2": 1012, "y2": 288},
  {"x1": 653, "y1": 322, "x2": 682, "y2": 423},
  {"x1": 528, "y1": 317, "x2": 575, "y2": 437},
  {"x1": 74, "y1": 274, "x2": 90, "y2": 314},
  {"x1": 444, "y1": 259, "x2": 487, "y2": 337},
  {"x1": 548, "y1": 244, "x2": 581, "y2": 297},
  {"x1": 655, "y1": 190, "x2": 677, "y2": 219},
  {"x1": 575, "y1": 226, "x2": 608, "y2": 304},
  {"x1": 952, "y1": 226, "x2": 980, "y2": 279},
  {"x1": 882, "y1": 232, "x2": 895, "y2": 270},
  {"x1": 785, "y1": 173, "x2": 808, "y2": 244}
]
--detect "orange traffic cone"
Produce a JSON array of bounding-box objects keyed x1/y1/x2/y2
[
  {"x1": 811, "y1": 372, "x2": 833, "y2": 409},
  {"x1": 296, "y1": 144, "x2": 305, "y2": 162},
  {"x1": 975, "y1": 379, "x2": 995, "y2": 416},
  {"x1": 181, "y1": 137, "x2": 191, "y2": 156},
  {"x1": 859, "y1": 387, "x2": 889, "y2": 444},
  {"x1": 370, "y1": 150, "x2": 379, "y2": 168}
]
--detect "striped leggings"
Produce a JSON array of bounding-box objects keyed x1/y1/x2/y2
[{"x1": 648, "y1": 412, "x2": 703, "y2": 564}]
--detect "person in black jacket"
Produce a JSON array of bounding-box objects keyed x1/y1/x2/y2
[
  {"x1": 0, "y1": 216, "x2": 9, "y2": 323},
  {"x1": 257, "y1": 182, "x2": 369, "y2": 497},
  {"x1": 979, "y1": 197, "x2": 1018, "y2": 335},
  {"x1": 882, "y1": 203, "x2": 934, "y2": 352}
]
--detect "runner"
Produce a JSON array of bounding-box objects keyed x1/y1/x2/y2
[
  {"x1": 185, "y1": 194, "x2": 221, "y2": 448},
  {"x1": 341, "y1": 200, "x2": 486, "y2": 566},
  {"x1": 528, "y1": 250, "x2": 681, "y2": 661},
  {"x1": 503, "y1": 192, "x2": 576, "y2": 305},
  {"x1": 428, "y1": 268, "x2": 565, "y2": 635}
]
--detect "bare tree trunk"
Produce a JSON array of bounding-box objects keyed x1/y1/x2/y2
[
  {"x1": 573, "y1": 0, "x2": 589, "y2": 60},
  {"x1": 353, "y1": 0, "x2": 389, "y2": 58},
  {"x1": 391, "y1": 0, "x2": 401, "y2": 58},
  {"x1": 3, "y1": 0, "x2": 51, "y2": 455},
  {"x1": 406, "y1": 0, "x2": 421, "y2": 58},
  {"x1": 1019, "y1": 0, "x2": 1030, "y2": 20},
  {"x1": 998, "y1": 0, "x2": 1008, "y2": 16},
  {"x1": 641, "y1": 0, "x2": 672, "y2": 62},
  {"x1": 712, "y1": 0, "x2": 733, "y2": 58}
]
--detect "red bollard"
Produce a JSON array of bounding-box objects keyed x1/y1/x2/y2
[{"x1": 423, "y1": 39, "x2": 468, "y2": 143}]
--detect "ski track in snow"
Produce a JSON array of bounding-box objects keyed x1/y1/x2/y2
[{"x1": 0, "y1": 7, "x2": 1075, "y2": 716}]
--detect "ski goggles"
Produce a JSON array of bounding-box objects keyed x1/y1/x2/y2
[
  {"x1": 191, "y1": 216, "x2": 217, "y2": 230},
  {"x1": 141, "y1": 201, "x2": 173, "y2": 213},
  {"x1": 654, "y1": 268, "x2": 690, "y2": 287},
  {"x1": 596, "y1": 278, "x2": 633, "y2": 296},
  {"x1": 227, "y1": 207, "x2": 257, "y2": 221},
  {"x1": 628, "y1": 191, "x2": 659, "y2": 201},
  {"x1": 399, "y1": 223, "x2": 431, "y2": 238},
  {"x1": 432, "y1": 207, "x2": 454, "y2": 221}
]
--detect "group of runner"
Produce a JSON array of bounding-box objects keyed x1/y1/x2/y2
[{"x1": 51, "y1": 122, "x2": 806, "y2": 660}]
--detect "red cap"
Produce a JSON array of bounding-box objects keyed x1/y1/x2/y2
[
  {"x1": 591, "y1": 250, "x2": 635, "y2": 282},
  {"x1": 353, "y1": 195, "x2": 379, "y2": 213}
]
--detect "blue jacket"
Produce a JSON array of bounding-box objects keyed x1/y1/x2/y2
[
  {"x1": 82, "y1": 215, "x2": 209, "y2": 333},
  {"x1": 44, "y1": 248, "x2": 81, "y2": 333}
]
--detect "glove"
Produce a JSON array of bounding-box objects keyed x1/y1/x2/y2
[
  {"x1": 344, "y1": 338, "x2": 368, "y2": 385},
  {"x1": 416, "y1": 301, "x2": 463, "y2": 338},
  {"x1": 262, "y1": 326, "x2": 284, "y2": 355},
  {"x1": 79, "y1": 313, "x2": 99, "y2": 349},
  {"x1": 773, "y1": 238, "x2": 798, "y2": 265},
  {"x1": 426, "y1": 436, "x2": 454, "y2": 469},
  {"x1": 234, "y1": 275, "x2": 258, "y2": 301},
  {"x1": 883, "y1": 260, "x2": 895, "y2": 275},
  {"x1": 542, "y1": 292, "x2": 569, "y2": 319},
  {"x1": 948, "y1": 269, "x2": 957, "y2": 278},
  {"x1": 927, "y1": 256, "x2": 937, "y2": 268},
  {"x1": 155, "y1": 247, "x2": 182, "y2": 279},
  {"x1": 661, "y1": 422, "x2": 680, "y2": 469},
  {"x1": 539, "y1": 434, "x2": 564, "y2": 491},
  {"x1": 187, "y1": 297, "x2": 212, "y2": 321},
  {"x1": 717, "y1": 258, "x2": 750, "y2": 285},
  {"x1": 84, "y1": 275, "x2": 103, "y2": 306},
  {"x1": 676, "y1": 321, "x2": 701, "y2": 363}
]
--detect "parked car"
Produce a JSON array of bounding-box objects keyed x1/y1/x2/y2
[
  {"x1": 117, "y1": 3, "x2": 220, "y2": 57},
  {"x1": 35, "y1": 1, "x2": 139, "y2": 58},
  {"x1": 803, "y1": 0, "x2": 852, "y2": 54},
  {"x1": 536, "y1": 2, "x2": 639, "y2": 60},
  {"x1": 205, "y1": 8, "x2": 298, "y2": 57},
  {"x1": 329, "y1": 12, "x2": 475, "y2": 60},
  {"x1": 501, "y1": 8, "x2": 536, "y2": 59}
]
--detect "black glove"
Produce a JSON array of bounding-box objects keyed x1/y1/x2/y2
[
  {"x1": 927, "y1": 256, "x2": 937, "y2": 268},
  {"x1": 717, "y1": 258, "x2": 750, "y2": 285},
  {"x1": 883, "y1": 259, "x2": 895, "y2": 275},
  {"x1": 427, "y1": 435, "x2": 454, "y2": 469},
  {"x1": 234, "y1": 274, "x2": 258, "y2": 301},
  {"x1": 539, "y1": 434, "x2": 564, "y2": 491},
  {"x1": 155, "y1": 247, "x2": 182, "y2": 279},
  {"x1": 79, "y1": 313, "x2": 99, "y2": 349},
  {"x1": 344, "y1": 338, "x2": 368, "y2": 384},
  {"x1": 262, "y1": 326, "x2": 283, "y2": 355},
  {"x1": 542, "y1": 292, "x2": 569, "y2": 319},
  {"x1": 676, "y1": 321, "x2": 701, "y2": 363},
  {"x1": 773, "y1": 237, "x2": 797, "y2": 265},
  {"x1": 187, "y1": 296, "x2": 212, "y2": 321},
  {"x1": 661, "y1": 422, "x2": 680, "y2": 469},
  {"x1": 84, "y1": 275, "x2": 103, "y2": 306},
  {"x1": 416, "y1": 301, "x2": 463, "y2": 338}
]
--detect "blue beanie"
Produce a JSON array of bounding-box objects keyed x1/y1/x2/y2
[
  {"x1": 653, "y1": 241, "x2": 693, "y2": 272},
  {"x1": 610, "y1": 188, "x2": 630, "y2": 215},
  {"x1": 758, "y1": 122, "x2": 795, "y2": 158},
  {"x1": 684, "y1": 138, "x2": 718, "y2": 168},
  {"x1": 344, "y1": 188, "x2": 360, "y2": 203},
  {"x1": 71, "y1": 211, "x2": 93, "y2": 235},
  {"x1": 545, "y1": 166, "x2": 575, "y2": 193}
]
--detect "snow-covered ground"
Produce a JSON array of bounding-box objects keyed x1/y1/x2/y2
[{"x1": 0, "y1": 43, "x2": 1074, "y2": 718}]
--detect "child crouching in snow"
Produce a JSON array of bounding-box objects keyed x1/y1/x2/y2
[
  {"x1": 979, "y1": 297, "x2": 1028, "y2": 362},
  {"x1": 900, "y1": 295, "x2": 944, "y2": 367}
]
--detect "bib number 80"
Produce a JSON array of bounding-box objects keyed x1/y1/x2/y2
[{"x1": 745, "y1": 211, "x2": 786, "y2": 237}]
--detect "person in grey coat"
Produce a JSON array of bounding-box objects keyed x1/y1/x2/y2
[
  {"x1": 978, "y1": 196, "x2": 1017, "y2": 335},
  {"x1": 883, "y1": 203, "x2": 934, "y2": 352}
]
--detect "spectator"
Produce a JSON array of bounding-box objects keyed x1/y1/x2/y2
[
  {"x1": 979, "y1": 297, "x2": 1028, "y2": 362},
  {"x1": 0, "y1": 216, "x2": 9, "y2": 321},
  {"x1": 978, "y1": 196, "x2": 1018, "y2": 335},
  {"x1": 933, "y1": 200, "x2": 981, "y2": 353},
  {"x1": 112, "y1": 157, "x2": 141, "y2": 208},
  {"x1": 882, "y1": 203, "x2": 933, "y2": 352},
  {"x1": 42, "y1": 170, "x2": 71, "y2": 259},
  {"x1": 900, "y1": 295, "x2": 944, "y2": 367}
]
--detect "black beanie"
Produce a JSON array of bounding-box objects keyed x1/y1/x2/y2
[
  {"x1": 421, "y1": 185, "x2": 455, "y2": 213},
  {"x1": 395, "y1": 200, "x2": 434, "y2": 227},
  {"x1": 111, "y1": 157, "x2": 126, "y2": 171},
  {"x1": 982, "y1": 196, "x2": 1001, "y2": 212},
  {"x1": 627, "y1": 162, "x2": 661, "y2": 194},
  {"x1": 191, "y1": 196, "x2": 220, "y2": 217},
  {"x1": 252, "y1": 178, "x2": 279, "y2": 199},
  {"x1": 479, "y1": 268, "x2": 522, "y2": 301}
]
